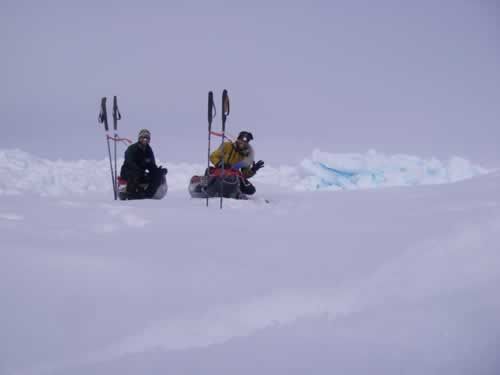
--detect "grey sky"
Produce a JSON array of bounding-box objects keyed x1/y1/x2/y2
[{"x1": 2, "y1": 0, "x2": 499, "y2": 165}]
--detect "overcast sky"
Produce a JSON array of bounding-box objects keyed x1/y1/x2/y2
[{"x1": 2, "y1": 0, "x2": 499, "y2": 165}]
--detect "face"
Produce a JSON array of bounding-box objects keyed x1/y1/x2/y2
[
  {"x1": 235, "y1": 139, "x2": 249, "y2": 151},
  {"x1": 139, "y1": 135, "x2": 150, "y2": 146}
]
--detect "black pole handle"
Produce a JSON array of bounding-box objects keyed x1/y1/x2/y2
[
  {"x1": 99, "y1": 97, "x2": 109, "y2": 131},
  {"x1": 112, "y1": 96, "x2": 121, "y2": 131},
  {"x1": 208, "y1": 91, "x2": 215, "y2": 129},
  {"x1": 222, "y1": 89, "x2": 230, "y2": 124}
]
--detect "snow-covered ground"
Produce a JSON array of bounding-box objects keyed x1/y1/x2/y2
[{"x1": 1, "y1": 149, "x2": 500, "y2": 375}]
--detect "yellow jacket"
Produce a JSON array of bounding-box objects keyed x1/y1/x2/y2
[{"x1": 210, "y1": 141, "x2": 256, "y2": 178}]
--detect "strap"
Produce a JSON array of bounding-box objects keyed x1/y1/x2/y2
[
  {"x1": 107, "y1": 134, "x2": 133, "y2": 145},
  {"x1": 209, "y1": 130, "x2": 233, "y2": 141}
]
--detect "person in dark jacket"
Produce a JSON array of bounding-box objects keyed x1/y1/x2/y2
[{"x1": 120, "y1": 129, "x2": 167, "y2": 199}]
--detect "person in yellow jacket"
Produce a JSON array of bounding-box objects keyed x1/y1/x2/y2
[{"x1": 209, "y1": 131, "x2": 265, "y2": 195}]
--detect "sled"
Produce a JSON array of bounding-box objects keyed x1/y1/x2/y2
[
  {"x1": 117, "y1": 175, "x2": 168, "y2": 200},
  {"x1": 188, "y1": 168, "x2": 246, "y2": 200}
]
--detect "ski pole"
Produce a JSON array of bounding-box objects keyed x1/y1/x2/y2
[
  {"x1": 207, "y1": 91, "x2": 216, "y2": 207},
  {"x1": 112, "y1": 95, "x2": 121, "y2": 199},
  {"x1": 98, "y1": 97, "x2": 117, "y2": 200},
  {"x1": 220, "y1": 89, "x2": 230, "y2": 209}
]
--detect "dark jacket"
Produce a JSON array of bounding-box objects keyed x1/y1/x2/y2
[{"x1": 120, "y1": 142, "x2": 157, "y2": 179}]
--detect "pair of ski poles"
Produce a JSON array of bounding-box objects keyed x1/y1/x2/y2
[
  {"x1": 207, "y1": 89, "x2": 230, "y2": 209},
  {"x1": 98, "y1": 96, "x2": 122, "y2": 200}
]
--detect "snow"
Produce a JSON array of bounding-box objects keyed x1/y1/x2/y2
[
  {"x1": 0, "y1": 148, "x2": 489, "y2": 196},
  {"x1": 1, "y1": 149, "x2": 500, "y2": 375}
]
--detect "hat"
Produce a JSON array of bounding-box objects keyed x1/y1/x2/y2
[
  {"x1": 237, "y1": 131, "x2": 253, "y2": 143},
  {"x1": 138, "y1": 129, "x2": 151, "y2": 140}
]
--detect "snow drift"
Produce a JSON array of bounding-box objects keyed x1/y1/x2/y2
[{"x1": 0, "y1": 148, "x2": 489, "y2": 196}]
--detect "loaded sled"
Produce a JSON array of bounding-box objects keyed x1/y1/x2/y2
[
  {"x1": 189, "y1": 168, "x2": 248, "y2": 200},
  {"x1": 117, "y1": 174, "x2": 168, "y2": 200}
]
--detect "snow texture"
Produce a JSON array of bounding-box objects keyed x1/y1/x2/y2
[{"x1": 1, "y1": 149, "x2": 499, "y2": 375}]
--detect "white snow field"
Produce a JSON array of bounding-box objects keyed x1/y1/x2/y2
[{"x1": 1, "y1": 148, "x2": 499, "y2": 375}]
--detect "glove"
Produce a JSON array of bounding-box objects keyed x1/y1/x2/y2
[
  {"x1": 252, "y1": 160, "x2": 264, "y2": 172},
  {"x1": 157, "y1": 165, "x2": 167, "y2": 175}
]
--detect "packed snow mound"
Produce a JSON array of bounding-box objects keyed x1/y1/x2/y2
[
  {"x1": 0, "y1": 149, "x2": 113, "y2": 196},
  {"x1": 295, "y1": 149, "x2": 489, "y2": 190},
  {"x1": 0, "y1": 148, "x2": 490, "y2": 196}
]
